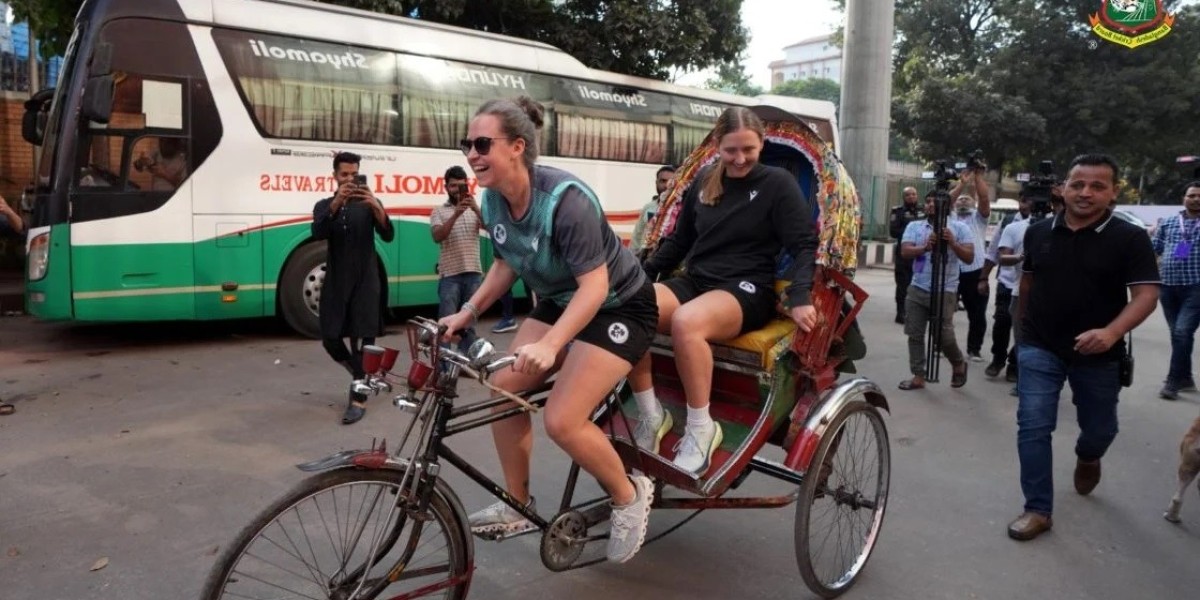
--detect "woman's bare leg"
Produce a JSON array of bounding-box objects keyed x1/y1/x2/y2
[
  {"x1": 543, "y1": 340, "x2": 640, "y2": 504},
  {"x1": 487, "y1": 318, "x2": 558, "y2": 503},
  {"x1": 627, "y1": 283, "x2": 681, "y2": 393},
  {"x1": 670, "y1": 291, "x2": 743, "y2": 410}
]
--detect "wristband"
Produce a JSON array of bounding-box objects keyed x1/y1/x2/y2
[{"x1": 461, "y1": 301, "x2": 480, "y2": 322}]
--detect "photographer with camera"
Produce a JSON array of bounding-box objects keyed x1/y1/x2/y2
[
  {"x1": 1151, "y1": 181, "x2": 1200, "y2": 400},
  {"x1": 890, "y1": 186, "x2": 923, "y2": 324},
  {"x1": 311, "y1": 151, "x2": 395, "y2": 425},
  {"x1": 898, "y1": 189, "x2": 975, "y2": 390},
  {"x1": 431, "y1": 166, "x2": 485, "y2": 353},
  {"x1": 1007, "y1": 154, "x2": 1159, "y2": 542},
  {"x1": 947, "y1": 154, "x2": 991, "y2": 362}
]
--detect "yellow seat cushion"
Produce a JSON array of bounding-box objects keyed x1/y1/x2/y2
[
  {"x1": 650, "y1": 280, "x2": 797, "y2": 371},
  {"x1": 714, "y1": 318, "x2": 796, "y2": 370}
]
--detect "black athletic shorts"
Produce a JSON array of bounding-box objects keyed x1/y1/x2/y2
[
  {"x1": 528, "y1": 281, "x2": 658, "y2": 365},
  {"x1": 660, "y1": 274, "x2": 777, "y2": 335}
]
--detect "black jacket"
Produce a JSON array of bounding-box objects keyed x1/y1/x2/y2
[
  {"x1": 889, "y1": 203, "x2": 923, "y2": 240},
  {"x1": 311, "y1": 197, "x2": 395, "y2": 338},
  {"x1": 644, "y1": 163, "x2": 818, "y2": 306}
]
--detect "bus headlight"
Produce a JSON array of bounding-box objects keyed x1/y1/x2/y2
[{"x1": 27, "y1": 232, "x2": 50, "y2": 281}]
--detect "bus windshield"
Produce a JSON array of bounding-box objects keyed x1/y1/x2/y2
[{"x1": 35, "y1": 23, "x2": 83, "y2": 200}]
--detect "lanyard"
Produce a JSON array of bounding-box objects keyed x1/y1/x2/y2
[{"x1": 1178, "y1": 214, "x2": 1200, "y2": 240}]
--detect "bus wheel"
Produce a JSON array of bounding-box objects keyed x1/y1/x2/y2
[{"x1": 279, "y1": 243, "x2": 326, "y2": 339}]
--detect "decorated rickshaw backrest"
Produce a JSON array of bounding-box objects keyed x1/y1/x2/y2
[{"x1": 644, "y1": 107, "x2": 862, "y2": 278}]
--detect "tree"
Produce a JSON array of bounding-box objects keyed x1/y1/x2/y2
[
  {"x1": 10, "y1": 0, "x2": 749, "y2": 79},
  {"x1": 8, "y1": 0, "x2": 84, "y2": 58},
  {"x1": 704, "y1": 61, "x2": 763, "y2": 96},
  {"x1": 771, "y1": 78, "x2": 840, "y2": 109},
  {"x1": 329, "y1": 0, "x2": 749, "y2": 79},
  {"x1": 881, "y1": 0, "x2": 1200, "y2": 202}
]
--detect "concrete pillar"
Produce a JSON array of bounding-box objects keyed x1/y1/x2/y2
[{"x1": 839, "y1": 0, "x2": 895, "y2": 239}]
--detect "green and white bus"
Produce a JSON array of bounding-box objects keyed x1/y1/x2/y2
[{"x1": 23, "y1": 0, "x2": 839, "y2": 337}]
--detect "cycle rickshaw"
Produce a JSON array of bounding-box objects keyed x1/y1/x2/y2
[{"x1": 203, "y1": 105, "x2": 890, "y2": 600}]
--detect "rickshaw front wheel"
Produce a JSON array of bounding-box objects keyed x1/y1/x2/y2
[{"x1": 794, "y1": 399, "x2": 890, "y2": 598}]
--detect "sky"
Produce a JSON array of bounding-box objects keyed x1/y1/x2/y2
[{"x1": 677, "y1": 0, "x2": 844, "y2": 90}]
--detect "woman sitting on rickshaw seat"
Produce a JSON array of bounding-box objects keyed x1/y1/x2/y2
[{"x1": 631, "y1": 106, "x2": 820, "y2": 475}]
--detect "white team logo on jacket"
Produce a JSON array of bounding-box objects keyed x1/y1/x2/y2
[
  {"x1": 749, "y1": 190, "x2": 759, "y2": 202},
  {"x1": 493, "y1": 224, "x2": 507, "y2": 245},
  {"x1": 739, "y1": 281, "x2": 757, "y2": 294},
  {"x1": 608, "y1": 322, "x2": 630, "y2": 344},
  {"x1": 531, "y1": 236, "x2": 539, "y2": 252}
]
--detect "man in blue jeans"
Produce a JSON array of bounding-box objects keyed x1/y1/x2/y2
[
  {"x1": 1009, "y1": 154, "x2": 1160, "y2": 541},
  {"x1": 1151, "y1": 182, "x2": 1200, "y2": 400},
  {"x1": 431, "y1": 166, "x2": 483, "y2": 352}
]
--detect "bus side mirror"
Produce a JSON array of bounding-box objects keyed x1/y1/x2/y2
[
  {"x1": 82, "y1": 75, "x2": 115, "y2": 124},
  {"x1": 21, "y1": 88, "x2": 54, "y2": 145},
  {"x1": 22, "y1": 108, "x2": 46, "y2": 145}
]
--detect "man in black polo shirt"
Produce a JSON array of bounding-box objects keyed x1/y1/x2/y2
[{"x1": 1007, "y1": 154, "x2": 1160, "y2": 541}]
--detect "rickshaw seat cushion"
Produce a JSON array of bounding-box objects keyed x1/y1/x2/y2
[
  {"x1": 714, "y1": 318, "x2": 796, "y2": 371},
  {"x1": 707, "y1": 281, "x2": 796, "y2": 371}
]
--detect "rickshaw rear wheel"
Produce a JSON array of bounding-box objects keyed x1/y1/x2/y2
[{"x1": 794, "y1": 399, "x2": 890, "y2": 598}]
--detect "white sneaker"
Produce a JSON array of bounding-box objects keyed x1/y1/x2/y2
[
  {"x1": 607, "y1": 475, "x2": 654, "y2": 563},
  {"x1": 672, "y1": 423, "x2": 723, "y2": 475},
  {"x1": 468, "y1": 497, "x2": 536, "y2": 534},
  {"x1": 632, "y1": 407, "x2": 673, "y2": 454}
]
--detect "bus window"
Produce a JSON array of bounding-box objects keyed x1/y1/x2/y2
[
  {"x1": 557, "y1": 113, "x2": 666, "y2": 164},
  {"x1": 77, "y1": 134, "x2": 124, "y2": 189},
  {"x1": 130, "y1": 136, "x2": 189, "y2": 191},
  {"x1": 396, "y1": 54, "x2": 553, "y2": 151},
  {"x1": 212, "y1": 29, "x2": 399, "y2": 145},
  {"x1": 672, "y1": 123, "x2": 709, "y2": 164}
]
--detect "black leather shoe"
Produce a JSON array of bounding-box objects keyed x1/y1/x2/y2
[
  {"x1": 341, "y1": 391, "x2": 368, "y2": 425},
  {"x1": 1074, "y1": 459, "x2": 1101, "y2": 495},
  {"x1": 985, "y1": 361, "x2": 1004, "y2": 378}
]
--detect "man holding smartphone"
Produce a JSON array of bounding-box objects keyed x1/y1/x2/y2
[
  {"x1": 311, "y1": 151, "x2": 394, "y2": 425},
  {"x1": 431, "y1": 166, "x2": 484, "y2": 352}
]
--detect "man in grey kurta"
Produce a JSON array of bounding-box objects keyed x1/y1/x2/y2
[{"x1": 311, "y1": 152, "x2": 394, "y2": 424}]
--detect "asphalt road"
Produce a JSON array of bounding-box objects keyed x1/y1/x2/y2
[{"x1": 1, "y1": 268, "x2": 1198, "y2": 600}]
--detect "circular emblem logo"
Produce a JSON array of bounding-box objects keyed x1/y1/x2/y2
[
  {"x1": 607, "y1": 321, "x2": 630, "y2": 345},
  {"x1": 739, "y1": 281, "x2": 757, "y2": 294},
  {"x1": 493, "y1": 224, "x2": 507, "y2": 245}
]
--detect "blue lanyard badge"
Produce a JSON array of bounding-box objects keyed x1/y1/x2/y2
[{"x1": 1175, "y1": 215, "x2": 1198, "y2": 259}]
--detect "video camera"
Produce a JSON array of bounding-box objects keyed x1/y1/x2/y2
[
  {"x1": 1016, "y1": 160, "x2": 1058, "y2": 220},
  {"x1": 923, "y1": 149, "x2": 986, "y2": 192}
]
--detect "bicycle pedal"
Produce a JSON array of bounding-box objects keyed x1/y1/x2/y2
[{"x1": 472, "y1": 523, "x2": 539, "y2": 542}]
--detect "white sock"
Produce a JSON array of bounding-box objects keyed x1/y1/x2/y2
[
  {"x1": 634, "y1": 388, "x2": 662, "y2": 420},
  {"x1": 686, "y1": 404, "x2": 714, "y2": 434}
]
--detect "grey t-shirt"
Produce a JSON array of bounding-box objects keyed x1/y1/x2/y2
[{"x1": 486, "y1": 165, "x2": 645, "y2": 308}]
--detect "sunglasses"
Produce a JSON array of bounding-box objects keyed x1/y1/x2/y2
[{"x1": 459, "y1": 136, "x2": 515, "y2": 156}]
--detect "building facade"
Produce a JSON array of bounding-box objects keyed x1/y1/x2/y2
[{"x1": 769, "y1": 34, "x2": 842, "y2": 88}]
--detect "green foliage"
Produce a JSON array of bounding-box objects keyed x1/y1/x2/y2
[
  {"x1": 704, "y1": 61, "x2": 763, "y2": 96},
  {"x1": 330, "y1": 0, "x2": 749, "y2": 79},
  {"x1": 771, "y1": 77, "x2": 840, "y2": 108},
  {"x1": 8, "y1": 0, "x2": 84, "y2": 58},
  {"x1": 11, "y1": 0, "x2": 749, "y2": 79},
  {"x1": 888, "y1": 0, "x2": 1200, "y2": 201}
]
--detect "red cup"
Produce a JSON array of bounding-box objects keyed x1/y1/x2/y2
[
  {"x1": 361, "y1": 345, "x2": 384, "y2": 374},
  {"x1": 408, "y1": 361, "x2": 434, "y2": 389},
  {"x1": 380, "y1": 347, "x2": 400, "y2": 372}
]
